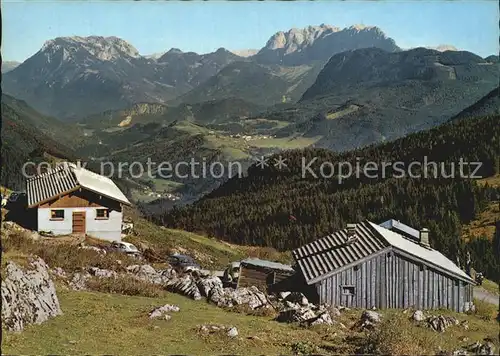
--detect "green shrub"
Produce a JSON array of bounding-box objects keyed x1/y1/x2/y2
[
  {"x1": 360, "y1": 316, "x2": 433, "y2": 355},
  {"x1": 473, "y1": 298, "x2": 498, "y2": 321}
]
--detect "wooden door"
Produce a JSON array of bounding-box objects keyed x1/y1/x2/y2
[{"x1": 72, "y1": 211, "x2": 86, "y2": 234}]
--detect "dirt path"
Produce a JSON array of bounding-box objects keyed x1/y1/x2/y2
[{"x1": 474, "y1": 287, "x2": 499, "y2": 306}]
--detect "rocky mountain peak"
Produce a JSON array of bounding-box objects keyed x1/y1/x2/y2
[
  {"x1": 40, "y1": 36, "x2": 140, "y2": 62},
  {"x1": 255, "y1": 24, "x2": 399, "y2": 66},
  {"x1": 166, "y1": 48, "x2": 183, "y2": 54}
]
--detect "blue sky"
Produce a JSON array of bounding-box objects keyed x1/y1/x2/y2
[{"x1": 2, "y1": 0, "x2": 499, "y2": 62}]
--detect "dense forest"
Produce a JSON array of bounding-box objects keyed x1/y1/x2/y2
[
  {"x1": 157, "y1": 115, "x2": 500, "y2": 278},
  {"x1": 1, "y1": 100, "x2": 76, "y2": 190}
]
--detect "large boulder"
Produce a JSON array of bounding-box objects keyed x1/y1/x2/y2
[
  {"x1": 196, "y1": 275, "x2": 223, "y2": 298},
  {"x1": 166, "y1": 275, "x2": 202, "y2": 300},
  {"x1": 1, "y1": 257, "x2": 62, "y2": 331},
  {"x1": 412, "y1": 310, "x2": 425, "y2": 322},
  {"x1": 210, "y1": 286, "x2": 269, "y2": 309},
  {"x1": 353, "y1": 310, "x2": 382, "y2": 330}
]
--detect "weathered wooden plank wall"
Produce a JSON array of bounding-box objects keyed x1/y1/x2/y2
[{"x1": 316, "y1": 252, "x2": 472, "y2": 312}]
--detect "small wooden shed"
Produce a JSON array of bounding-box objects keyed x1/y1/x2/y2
[
  {"x1": 293, "y1": 220, "x2": 476, "y2": 312},
  {"x1": 236, "y1": 258, "x2": 295, "y2": 292}
]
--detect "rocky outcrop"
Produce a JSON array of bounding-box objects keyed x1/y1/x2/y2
[
  {"x1": 1, "y1": 257, "x2": 62, "y2": 331},
  {"x1": 254, "y1": 24, "x2": 400, "y2": 66},
  {"x1": 88, "y1": 267, "x2": 117, "y2": 278},
  {"x1": 166, "y1": 275, "x2": 203, "y2": 300},
  {"x1": 126, "y1": 264, "x2": 173, "y2": 285},
  {"x1": 427, "y1": 315, "x2": 459, "y2": 333},
  {"x1": 149, "y1": 304, "x2": 180, "y2": 320},
  {"x1": 69, "y1": 272, "x2": 91, "y2": 291},
  {"x1": 210, "y1": 286, "x2": 269, "y2": 309}
]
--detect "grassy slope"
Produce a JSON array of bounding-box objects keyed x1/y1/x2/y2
[
  {"x1": 462, "y1": 174, "x2": 499, "y2": 242},
  {"x1": 1, "y1": 209, "x2": 497, "y2": 354},
  {"x1": 481, "y1": 279, "x2": 500, "y2": 297},
  {"x1": 3, "y1": 287, "x2": 498, "y2": 355},
  {"x1": 125, "y1": 216, "x2": 291, "y2": 269}
]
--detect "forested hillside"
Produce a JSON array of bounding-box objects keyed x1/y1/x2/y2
[
  {"x1": 1, "y1": 98, "x2": 76, "y2": 190},
  {"x1": 158, "y1": 115, "x2": 500, "y2": 274}
]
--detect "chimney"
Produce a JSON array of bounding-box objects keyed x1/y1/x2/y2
[
  {"x1": 419, "y1": 228, "x2": 430, "y2": 248},
  {"x1": 347, "y1": 223, "x2": 357, "y2": 237}
]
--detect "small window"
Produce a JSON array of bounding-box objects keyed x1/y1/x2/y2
[
  {"x1": 96, "y1": 208, "x2": 109, "y2": 219},
  {"x1": 50, "y1": 209, "x2": 64, "y2": 220},
  {"x1": 342, "y1": 285, "x2": 356, "y2": 296}
]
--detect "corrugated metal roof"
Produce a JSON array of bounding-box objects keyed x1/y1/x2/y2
[
  {"x1": 369, "y1": 222, "x2": 474, "y2": 282},
  {"x1": 27, "y1": 162, "x2": 130, "y2": 207},
  {"x1": 292, "y1": 221, "x2": 389, "y2": 284},
  {"x1": 293, "y1": 220, "x2": 474, "y2": 285},
  {"x1": 240, "y1": 258, "x2": 295, "y2": 272},
  {"x1": 27, "y1": 163, "x2": 79, "y2": 207},
  {"x1": 71, "y1": 163, "x2": 130, "y2": 205}
]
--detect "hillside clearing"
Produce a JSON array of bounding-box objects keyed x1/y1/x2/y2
[{"x1": 462, "y1": 202, "x2": 499, "y2": 242}]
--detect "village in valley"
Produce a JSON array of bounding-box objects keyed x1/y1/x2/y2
[{"x1": 1, "y1": 0, "x2": 499, "y2": 355}]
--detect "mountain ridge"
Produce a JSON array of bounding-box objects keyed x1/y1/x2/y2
[{"x1": 252, "y1": 24, "x2": 400, "y2": 66}]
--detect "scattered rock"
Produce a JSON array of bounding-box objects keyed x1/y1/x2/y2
[
  {"x1": 328, "y1": 306, "x2": 341, "y2": 318},
  {"x1": 1, "y1": 257, "x2": 62, "y2": 331},
  {"x1": 412, "y1": 310, "x2": 425, "y2": 322},
  {"x1": 69, "y1": 272, "x2": 91, "y2": 291},
  {"x1": 427, "y1": 315, "x2": 458, "y2": 332},
  {"x1": 88, "y1": 267, "x2": 117, "y2": 278},
  {"x1": 78, "y1": 244, "x2": 107, "y2": 255},
  {"x1": 127, "y1": 264, "x2": 169, "y2": 285},
  {"x1": 278, "y1": 291, "x2": 291, "y2": 300},
  {"x1": 51, "y1": 267, "x2": 67, "y2": 279},
  {"x1": 362, "y1": 310, "x2": 381, "y2": 323},
  {"x1": 452, "y1": 350, "x2": 468, "y2": 356},
  {"x1": 353, "y1": 310, "x2": 381, "y2": 330},
  {"x1": 198, "y1": 323, "x2": 236, "y2": 335},
  {"x1": 277, "y1": 307, "x2": 317, "y2": 323},
  {"x1": 227, "y1": 327, "x2": 239, "y2": 338},
  {"x1": 284, "y1": 292, "x2": 309, "y2": 306},
  {"x1": 468, "y1": 341, "x2": 496, "y2": 355},
  {"x1": 308, "y1": 311, "x2": 334, "y2": 326},
  {"x1": 460, "y1": 320, "x2": 469, "y2": 330},
  {"x1": 149, "y1": 304, "x2": 180, "y2": 319}
]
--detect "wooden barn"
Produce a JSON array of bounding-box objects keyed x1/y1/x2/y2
[
  {"x1": 292, "y1": 220, "x2": 476, "y2": 312},
  {"x1": 236, "y1": 258, "x2": 296, "y2": 292},
  {"x1": 27, "y1": 162, "x2": 130, "y2": 241}
]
